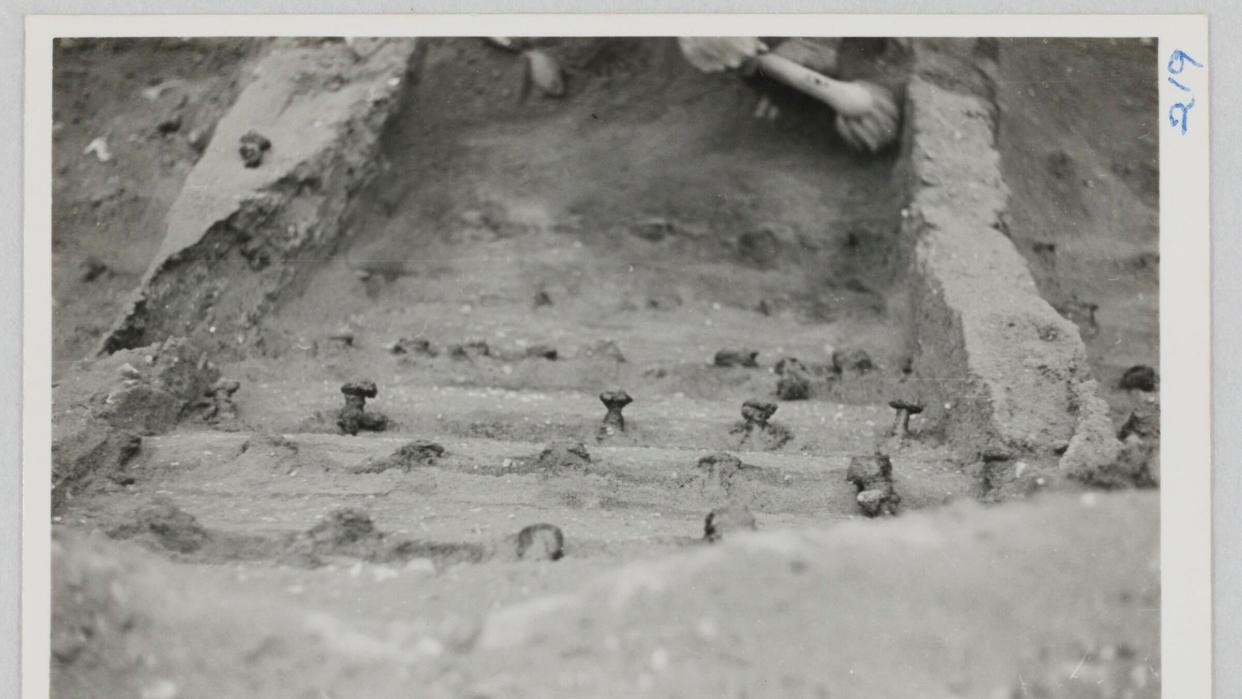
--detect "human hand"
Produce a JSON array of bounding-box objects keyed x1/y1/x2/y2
[{"x1": 677, "y1": 37, "x2": 768, "y2": 73}]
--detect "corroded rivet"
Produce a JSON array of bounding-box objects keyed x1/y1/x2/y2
[
  {"x1": 337, "y1": 380, "x2": 388, "y2": 435},
  {"x1": 887, "y1": 398, "x2": 924, "y2": 439},
  {"x1": 599, "y1": 390, "x2": 633, "y2": 434}
]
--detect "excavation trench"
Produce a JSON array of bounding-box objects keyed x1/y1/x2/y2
[{"x1": 60, "y1": 38, "x2": 1119, "y2": 565}]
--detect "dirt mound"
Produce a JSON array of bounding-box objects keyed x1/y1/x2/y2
[
  {"x1": 107, "y1": 497, "x2": 211, "y2": 554},
  {"x1": 464, "y1": 492, "x2": 1159, "y2": 698},
  {"x1": 350, "y1": 440, "x2": 447, "y2": 474},
  {"x1": 52, "y1": 337, "x2": 220, "y2": 509}
]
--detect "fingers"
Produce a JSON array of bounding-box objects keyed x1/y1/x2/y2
[
  {"x1": 837, "y1": 111, "x2": 899, "y2": 153},
  {"x1": 835, "y1": 113, "x2": 866, "y2": 151},
  {"x1": 678, "y1": 37, "x2": 768, "y2": 73}
]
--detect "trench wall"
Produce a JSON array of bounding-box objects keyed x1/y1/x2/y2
[
  {"x1": 899, "y1": 41, "x2": 1120, "y2": 489},
  {"x1": 98, "y1": 38, "x2": 420, "y2": 358}
]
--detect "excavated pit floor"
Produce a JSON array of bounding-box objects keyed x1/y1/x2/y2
[{"x1": 68, "y1": 36, "x2": 953, "y2": 579}]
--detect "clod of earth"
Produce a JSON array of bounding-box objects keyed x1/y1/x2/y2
[
  {"x1": 351, "y1": 440, "x2": 446, "y2": 474},
  {"x1": 532, "y1": 290, "x2": 553, "y2": 307},
  {"x1": 1118, "y1": 410, "x2": 1159, "y2": 441},
  {"x1": 888, "y1": 398, "x2": 924, "y2": 439},
  {"x1": 598, "y1": 390, "x2": 633, "y2": 439},
  {"x1": 306, "y1": 507, "x2": 377, "y2": 548},
  {"x1": 524, "y1": 344, "x2": 558, "y2": 360},
  {"x1": 388, "y1": 336, "x2": 437, "y2": 357},
  {"x1": 336, "y1": 380, "x2": 389, "y2": 435},
  {"x1": 703, "y1": 504, "x2": 757, "y2": 543},
  {"x1": 532, "y1": 441, "x2": 592, "y2": 474},
  {"x1": 238, "y1": 130, "x2": 272, "y2": 168},
  {"x1": 774, "y1": 357, "x2": 812, "y2": 401},
  {"x1": 79, "y1": 256, "x2": 110, "y2": 283},
  {"x1": 328, "y1": 328, "x2": 355, "y2": 347},
  {"x1": 516, "y1": 523, "x2": 565, "y2": 561},
  {"x1": 631, "y1": 217, "x2": 680, "y2": 242},
  {"x1": 713, "y1": 349, "x2": 759, "y2": 368},
  {"x1": 199, "y1": 378, "x2": 241, "y2": 425},
  {"x1": 449, "y1": 340, "x2": 491, "y2": 360},
  {"x1": 730, "y1": 399, "x2": 793, "y2": 450},
  {"x1": 846, "y1": 454, "x2": 901, "y2": 517},
  {"x1": 693, "y1": 452, "x2": 746, "y2": 500},
  {"x1": 287, "y1": 507, "x2": 487, "y2": 569},
  {"x1": 107, "y1": 498, "x2": 211, "y2": 554},
  {"x1": 832, "y1": 348, "x2": 874, "y2": 375},
  {"x1": 1119, "y1": 365, "x2": 1157, "y2": 392},
  {"x1": 740, "y1": 399, "x2": 778, "y2": 427}
]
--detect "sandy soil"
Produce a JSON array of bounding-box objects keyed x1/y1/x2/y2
[{"x1": 50, "y1": 38, "x2": 1160, "y2": 699}]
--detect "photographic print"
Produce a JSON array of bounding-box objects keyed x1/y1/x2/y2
[{"x1": 26, "y1": 17, "x2": 1211, "y2": 699}]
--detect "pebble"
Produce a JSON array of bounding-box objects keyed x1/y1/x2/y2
[{"x1": 83, "y1": 137, "x2": 111, "y2": 162}]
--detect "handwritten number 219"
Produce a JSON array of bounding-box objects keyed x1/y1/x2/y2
[{"x1": 1168, "y1": 49, "x2": 1203, "y2": 136}]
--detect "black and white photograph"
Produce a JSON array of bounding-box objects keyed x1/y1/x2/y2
[{"x1": 24, "y1": 16, "x2": 1214, "y2": 699}]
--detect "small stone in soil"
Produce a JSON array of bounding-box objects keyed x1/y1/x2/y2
[
  {"x1": 516, "y1": 523, "x2": 565, "y2": 561},
  {"x1": 239, "y1": 130, "x2": 272, "y2": 168},
  {"x1": 703, "y1": 505, "x2": 757, "y2": 542},
  {"x1": 1119, "y1": 365, "x2": 1157, "y2": 392},
  {"x1": 846, "y1": 453, "x2": 893, "y2": 491},
  {"x1": 855, "y1": 488, "x2": 900, "y2": 517},
  {"x1": 155, "y1": 112, "x2": 182, "y2": 135},
  {"x1": 449, "y1": 340, "x2": 491, "y2": 360},
  {"x1": 389, "y1": 337, "x2": 437, "y2": 357},
  {"x1": 846, "y1": 454, "x2": 900, "y2": 517},
  {"x1": 832, "y1": 348, "x2": 874, "y2": 375},
  {"x1": 524, "y1": 344, "x2": 558, "y2": 360}
]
